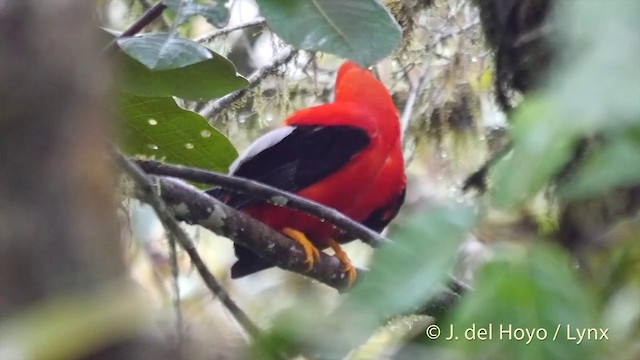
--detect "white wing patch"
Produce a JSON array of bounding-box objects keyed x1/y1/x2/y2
[{"x1": 229, "y1": 126, "x2": 296, "y2": 174}]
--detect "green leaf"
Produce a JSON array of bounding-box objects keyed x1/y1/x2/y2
[
  {"x1": 347, "y1": 205, "x2": 475, "y2": 316},
  {"x1": 118, "y1": 33, "x2": 212, "y2": 70},
  {"x1": 446, "y1": 244, "x2": 599, "y2": 360},
  {"x1": 489, "y1": 1, "x2": 640, "y2": 208},
  {"x1": 490, "y1": 98, "x2": 577, "y2": 208},
  {"x1": 559, "y1": 132, "x2": 640, "y2": 199},
  {"x1": 161, "y1": 0, "x2": 230, "y2": 28},
  {"x1": 118, "y1": 50, "x2": 248, "y2": 100},
  {"x1": 320, "y1": 205, "x2": 473, "y2": 354},
  {"x1": 260, "y1": 205, "x2": 475, "y2": 358},
  {"x1": 118, "y1": 94, "x2": 237, "y2": 172},
  {"x1": 256, "y1": 0, "x2": 402, "y2": 67},
  {"x1": 0, "y1": 283, "x2": 147, "y2": 360},
  {"x1": 551, "y1": 1, "x2": 640, "y2": 133}
]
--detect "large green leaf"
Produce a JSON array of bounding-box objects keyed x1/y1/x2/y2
[
  {"x1": 446, "y1": 244, "x2": 598, "y2": 360},
  {"x1": 118, "y1": 50, "x2": 248, "y2": 100},
  {"x1": 0, "y1": 284, "x2": 147, "y2": 360},
  {"x1": 559, "y1": 132, "x2": 640, "y2": 199},
  {"x1": 258, "y1": 205, "x2": 474, "y2": 358},
  {"x1": 117, "y1": 33, "x2": 212, "y2": 70},
  {"x1": 161, "y1": 0, "x2": 230, "y2": 28},
  {"x1": 489, "y1": 1, "x2": 640, "y2": 208},
  {"x1": 490, "y1": 98, "x2": 577, "y2": 208},
  {"x1": 118, "y1": 94, "x2": 237, "y2": 172},
  {"x1": 346, "y1": 205, "x2": 474, "y2": 316},
  {"x1": 256, "y1": 0, "x2": 402, "y2": 67}
]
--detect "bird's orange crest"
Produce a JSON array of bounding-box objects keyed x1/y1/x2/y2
[
  {"x1": 334, "y1": 61, "x2": 399, "y2": 140},
  {"x1": 334, "y1": 62, "x2": 396, "y2": 114}
]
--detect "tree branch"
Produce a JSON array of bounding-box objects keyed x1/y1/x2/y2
[
  {"x1": 199, "y1": 48, "x2": 296, "y2": 120},
  {"x1": 135, "y1": 159, "x2": 390, "y2": 248},
  {"x1": 133, "y1": 158, "x2": 467, "y2": 314},
  {"x1": 195, "y1": 17, "x2": 266, "y2": 43},
  {"x1": 400, "y1": 60, "x2": 432, "y2": 142},
  {"x1": 168, "y1": 230, "x2": 184, "y2": 346},
  {"x1": 154, "y1": 175, "x2": 360, "y2": 291},
  {"x1": 462, "y1": 141, "x2": 513, "y2": 193},
  {"x1": 414, "y1": 277, "x2": 470, "y2": 318},
  {"x1": 104, "y1": 2, "x2": 167, "y2": 52},
  {"x1": 118, "y1": 161, "x2": 468, "y2": 321},
  {"x1": 113, "y1": 152, "x2": 263, "y2": 338},
  {"x1": 121, "y1": 2, "x2": 167, "y2": 37}
]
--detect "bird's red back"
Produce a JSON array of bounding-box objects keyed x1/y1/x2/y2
[{"x1": 262, "y1": 62, "x2": 403, "y2": 245}]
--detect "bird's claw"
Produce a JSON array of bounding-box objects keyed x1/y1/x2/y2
[
  {"x1": 282, "y1": 227, "x2": 320, "y2": 271},
  {"x1": 329, "y1": 239, "x2": 357, "y2": 286}
]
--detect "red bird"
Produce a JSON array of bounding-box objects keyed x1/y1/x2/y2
[{"x1": 210, "y1": 61, "x2": 406, "y2": 284}]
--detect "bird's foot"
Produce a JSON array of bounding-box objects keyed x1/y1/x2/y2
[
  {"x1": 282, "y1": 227, "x2": 320, "y2": 271},
  {"x1": 329, "y1": 240, "x2": 357, "y2": 286}
]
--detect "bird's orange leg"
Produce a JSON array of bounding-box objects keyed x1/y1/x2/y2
[
  {"x1": 282, "y1": 227, "x2": 320, "y2": 271},
  {"x1": 329, "y1": 240, "x2": 357, "y2": 286}
]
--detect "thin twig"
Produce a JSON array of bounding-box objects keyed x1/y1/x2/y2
[
  {"x1": 168, "y1": 234, "x2": 184, "y2": 346},
  {"x1": 462, "y1": 141, "x2": 513, "y2": 192},
  {"x1": 154, "y1": 175, "x2": 361, "y2": 291},
  {"x1": 121, "y1": 2, "x2": 167, "y2": 37},
  {"x1": 400, "y1": 19, "x2": 480, "y2": 147},
  {"x1": 195, "y1": 17, "x2": 266, "y2": 43},
  {"x1": 134, "y1": 159, "x2": 391, "y2": 248},
  {"x1": 113, "y1": 151, "x2": 263, "y2": 338},
  {"x1": 199, "y1": 48, "x2": 296, "y2": 121},
  {"x1": 104, "y1": 2, "x2": 167, "y2": 51},
  {"x1": 414, "y1": 277, "x2": 471, "y2": 317},
  {"x1": 447, "y1": 275, "x2": 473, "y2": 295},
  {"x1": 434, "y1": 20, "x2": 480, "y2": 46},
  {"x1": 400, "y1": 60, "x2": 432, "y2": 142}
]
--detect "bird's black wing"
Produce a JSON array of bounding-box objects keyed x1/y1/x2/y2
[
  {"x1": 334, "y1": 186, "x2": 406, "y2": 245},
  {"x1": 208, "y1": 124, "x2": 370, "y2": 209},
  {"x1": 361, "y1": 187, "x2": 406, "y2": 233},
  {"x1": 206, "y1": 124, "x2": 371, "y2": 279}
]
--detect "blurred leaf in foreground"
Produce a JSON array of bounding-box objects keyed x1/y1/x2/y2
[
  {"x1": 444, "y1": 243, "x2": 599, "y2": 360},
  {"x1": 490, "y1": 1, "x2": 640, "y2": 208},
  {"x1": 559, "y1": 133, "x2": 640, "y2": 200},
  {"x1": 0, "y1": 283, "x2": 148, "y2": 360},
  {"x1": 255, "y1": 204, "x2": 475, "y2": 358}
]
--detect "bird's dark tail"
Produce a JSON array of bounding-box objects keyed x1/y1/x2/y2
[
  {"x1": 205, "y1": 188, "x2": 275, "y2": 278},
  {"x1": 230, "y1": 244, "x2": 274, "y2": 278},
  {"x1": 204, "y1": 187, "x2": 225, "y2": 200}
]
